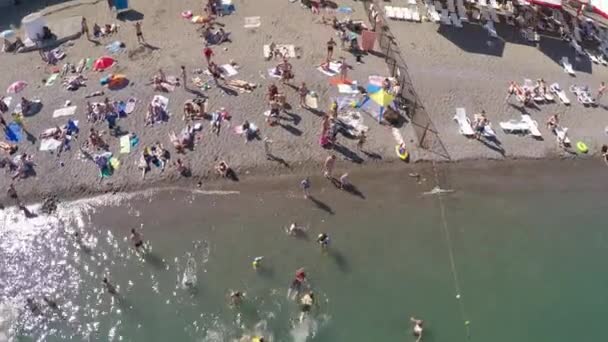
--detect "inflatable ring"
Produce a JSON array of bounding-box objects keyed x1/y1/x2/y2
[
  {"x1": 395, "y1": 144, "x2": 409, "y2": 161},
  {"x1": 576, "y1": 141, "x2": 588, "y2": 153},
  {"x1": 181, "y1": 11, "x2": 193, "y2": 19}
]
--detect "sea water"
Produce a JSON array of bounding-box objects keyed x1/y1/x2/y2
[{"x1": 1, "y1": 160, "x2": 607, "y2": 342}]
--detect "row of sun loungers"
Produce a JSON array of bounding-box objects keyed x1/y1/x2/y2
[{"x1": 385, "y1": 6, "x2": 421, "y2": 22}]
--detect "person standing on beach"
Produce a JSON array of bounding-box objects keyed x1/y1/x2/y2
[
  {"x1": 203, "y1": 46, "x2": 214, "y2": 65},
  {"x1": 326, "y1": 38, "x2": 336, "y2": 61},
  {"x1": 300, "y1": 177, "x2": 311, "y2": 199},
  {"x1": 339, "y1": 57, "x2": 349, "y2": 82},
  {"x1": 298, "y1": 82, "x2": 309, "y2": 108},
  {"x1": 180, "y1": 66, "x2": 188, "y2": 90},
  {"x1": 81, "y1": 17, "x2": 90, "y2": 40},
  {"x1": 323, "y1": 155, "x2": 336, "y2": 178},
  {"x1": 134, "y1": 21, "x2": 145, "y2": 44},
  {"x1": 597, "y1": 82, "x2": 606, "y2": 100}
]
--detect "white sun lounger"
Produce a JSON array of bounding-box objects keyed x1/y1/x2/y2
[
  {"x1": 440, "y1": 9, "x2": 451, "y2": 25},
  {"x1": 478, "y1": 0, "x2": 488, "y2": 6},
  {"x1": 453, "y1": 108, "x2": 475, "y2": 136},
  {"x1": 561, "y1": 57, "x2": 575, "y2": 75},
  {"x1": 499, "y1": 119, "x2": 530, "y2": 133},
  {"x1": 554, "y1": 126, "x2": 571, "y2": 145},
  {"x1": 588, "y1": 52, "x2": 600, "y2": 64},
  {"x1": 447, "y1": 0, "x2": 456, "y2": 13},
  {"x1": 411, "y1": 7, "x2": 421, "y2": 22},
  {"x1": 484, "y1": 20, "x2": 498, "y2": 38},
  {"x1": 489, "y1": 7, "x2": 500, "y2": 23},
  {"x1": 409, "y1": 0, "x2": 417, "y2": 4},
  {"x1": 427, "y1": 4, "x2": 440, "y2": 22},
  {"x1": 450, "y1": 12, "x2": 463, "y2": 28},
  {"x1": 599, "y1": 54, "x2": 608, "y2": 66},
  {"x1": 403, "y1": 7, "x2": 413, "y2": 20},
  {"x1": 521, "y1": 115, "x2": 542, "y2": 138},
  {"x1": 458, "y1": 5, "x2": 468, "y2": 22},
  {"x1": 550, "y1": 83, "x2": 570, "y2": 105},
  {"x1": 385, "y1": 6, "x2": 397, "y2": 19}
]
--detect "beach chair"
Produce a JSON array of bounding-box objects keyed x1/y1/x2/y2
[
  {"x1": 569, "y1": 85, "x2": 596, "y2": 106},
  {"x1": 458, "y1": 5, "x2": 468, "y2": 22},
  {"x1": 453, "y1": 108, "x2": 475, "y2": 136},
  {"x1": 409, "y1": 0, "x2": 417, "y2": 4},
  {"x1": 435, "y1": 0, "x2": 443, "y2": 11},
  {"x1": 549, "y1": 83, "x2": 570, "y2": 105},
  {"x1": 489, "y1": 0, "x2": 500, "y2": 8},
  {"x1": 385, "y1": 6, "x2": 397, "y2": 19},
  {"x1": 571, "y1": 39, "x2": 585, "y2": 56},
  {"x1": 499, "y1": 119, "x2": 530, "y2": 134},
  {"x1": 427, "y1": 4, "x2": 441, "y2": 22},
  {"x1": 521, "y1": 115, "x2": 542, "y2": 138},
  {"x1": 447, "y1": 0, "x2": 456, "y2": 13},
  {"x1": 598, "y1": 54, "x2": 608, "y2": 66},
  {"x1": 478, "y1": 0, "x2": 488, "y2": 6},
  {"x1": 489, "y1": 7, "x2": 500, "y2": 23},
  {"x1": 561, "y1": 57, "x2": 575, "y2": 76},
  {"x1": 411, "y1": 6, "x2": 421, "y2": 22},
  {"x1": 456, "y1": 0, "x2": 465, "y2": 9},
  {"x1": 484, "y1": 20, "x2": 498, "y2": 38},
  {"x1": 440, "y1": 9, "x2": 451, "y2": 25},
  {"x1": 480, "y1": 8, "x2": 490, "y2": 21},
  {"x1": 402, "y1": 7, "x2": 413, "y2": 21},
  {"x1": 554, "y1": 126, "x2": 571, "y2": 146},
  {"x1": 450, "y1": 12, "x2": 463, "y2": 28},
  {"x1": 472, "y1": 9, "x2": 481, "y2": 21},
  {"x1": 588, "y1": 52, "x2": 600, "y2": 64}
]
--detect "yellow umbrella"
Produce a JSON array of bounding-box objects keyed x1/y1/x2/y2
[{"x1": 369, "y1": 89, "x2": 394, "y2": 107}]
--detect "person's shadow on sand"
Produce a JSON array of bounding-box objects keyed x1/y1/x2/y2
[{"x1": 308, "y1": 195, "x2": 334, "y2": 215}]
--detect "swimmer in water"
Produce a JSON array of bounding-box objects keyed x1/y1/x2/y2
[
  {"x1": 410, "y1": 317, "x2": 424, "y2": 342},
  {"x1": 130, "y1": 228, "x2": 144, "y2": 251},
  {"x1": 25, "y1": 298, "x2": 40, "y2": 315},
  {"x1": 229, "y1": 291, "x2": 243, "y2": 306},
  {"x1": 286, "y1": 222, "x2": 305, "y2": 236},
  {"x1": 316, "y1": 233, "x2": 330, "y2": 249},
  {"x1": 299, "y1": 291, "x2": 315, "y2": 322},
  {"x1": 43, "y1": 296, "x2": 59, "y2": 310},
  {"x1": 252, "y1": 256, "x2": 264, "y2": 270},
  {"x1": 102, "y1": 277, "x2": 118, "y2": 295}
]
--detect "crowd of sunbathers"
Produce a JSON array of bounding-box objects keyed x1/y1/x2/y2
[{"x1": 506, "y1": 79, "x2": 551, "y2": 105}]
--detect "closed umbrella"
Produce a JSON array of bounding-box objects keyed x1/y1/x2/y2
[
  {"x1": 93, "y1": 56, "x2": 116, "y2": 71},
  {"x1": 6, "y1": 80, "x2": 27, "y2": 94}
]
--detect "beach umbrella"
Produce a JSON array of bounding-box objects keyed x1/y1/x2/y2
[
  {"x1": 6, "y1": 80, "x2": 27, "y2": 94},
  {"x1": 369, "y1": 89, "x2": 394, "y2": 107},
  {"x1": 93, "y1": 56, "x2": 116, "y2": 71},
  {"x1": 0, "y1": 30, "x2": 15, "y2": 39}
]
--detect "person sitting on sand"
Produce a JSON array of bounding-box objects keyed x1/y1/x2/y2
[
  {"x1": 546, "y1": 114, "x2": 558, "y2": 132},
  {"x1": 12, "y1": 154, "x2": 34, "y2": 180},
  {"x1": 0, "y1": 141, "x2": 17, "y2": 155},
  {"x1": 410, "y1": 317, "x2": 424, "y2": 342},
  {"x1": 173, "y1": 158, "x2": 189, "y2": 177},
  {"x1": 215, "y1": 160, "x2": 230, "y2": 177},
  {"x1": 88, "y1": 128, "x2": 107, "y2": 150},
  {"x1": 183, "y1": 102, "x2": 199, "y2": 121},
  {"x1": 138, "y1": 149, "x2": 151, "y2": 179},
  {"x1": 151, "y1": 142, "x2": 169, "y2": 171},
  {"x1": 267, "y1": 83, "x2": 279, "y2": 102}
]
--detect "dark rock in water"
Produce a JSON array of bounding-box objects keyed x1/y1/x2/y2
[{"x1": 40, "y1": 195, "x2": 59, "y2": 215}]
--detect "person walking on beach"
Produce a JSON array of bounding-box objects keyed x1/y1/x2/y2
[
  {"x1": 597, "y1": 82, "x2": 606, "y2": 101},
  {"x1": 298, "y1": 82, "x2": 309, "y2": 108},
  {"x1": 339, "y1": 57, "x2": 349, "y2": 82},
  {"x1": 300, "y1": 177, "x2": 311, "y2": 199},
  {"x1": 203, "y1": 46, "x2": 214, "y2": 65},
  {"x1": 81, "y1": 17, "x2": 90, "y2": 40},
  {"x1": 326, "y1": 38, "x2": 336, "y2": 61},
  {"x1": 410, "y1": 317, "x2": 424, "y2": 342},
  {"x1": 181, "y1": 66, "x2": 188, "y2": 90},
  {"x1": 323, "y1": 155, "x2": 336, "y2": 178},
  {"x1": 134, "y1": 21, "x2": 145, "y2": 44}
]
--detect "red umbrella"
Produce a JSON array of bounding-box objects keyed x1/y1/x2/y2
[{"x1": 93, "y1": 56, "x2": 116, "y2": 71}]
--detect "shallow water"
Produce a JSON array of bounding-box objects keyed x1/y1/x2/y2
[{"x1": 1, "y1": 161, "x2": 608, "y2": 341}]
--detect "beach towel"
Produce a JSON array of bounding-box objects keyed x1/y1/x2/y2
[
  {"x1": 5, "y1": 122, "x2": 22, "y2": 142},
  {"x1": 109, "y1": 157, "x2": 120, "y2": 170},
  {"x1": 120, "y1": 134, "x2": 131, "y2": 154},
  {"x1": 45, "y1": 73, "x2": 60, "y2": 87},
  {"x1": 85, "y1": 58, "x2": 94, "y2": 71},
  {"x1": 2, "y1": 96, "x2": 12, "y2": 108},
  {"x1": 337, "y1": 83, "x2": 359, "y2": 94},
  {"x1": 305, "y1": 94, "x2": 318, "y2": 109},
  {"x1": 39, "y1": 138, "x2": 62, "y2": 151},
  {"x1": 152, "y1": 95, "x2": 169, "y2": 111},
  {"x1": 220, "y1": 64, "x2": 238, "y2": 77},
  {"x1": 244, "y1": 16, "x2": 261, "y2": 28},
  {"x1": 105, "y1": 41, "x2": 125, "y2": 54},
  {"x1": 361, "y1": 30, "x2": 376, "y2": 51},
  {"x1": 263, "y1": 44, "x2": 296, "y2": 58},
  {"x1": 317, "y1": 62, "x2": 341, "y2": 77},
  {"x1": 52, "y1": 105, "x2": 77, "y2": 118},
  {"x1": 267, "y1": 68, "x2": 282, "y2": 78},
  {"x1": 125, "y1": 98, "x2": 136, "y2": 114}
]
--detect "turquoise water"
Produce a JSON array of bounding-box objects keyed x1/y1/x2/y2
[{"x1": 1, "y1": 161, "x2": 607, "y2": 341}]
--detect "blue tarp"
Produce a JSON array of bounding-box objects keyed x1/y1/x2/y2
[
  {"x1": 114, "y1": 0, "x2": 128, "y2": 11},
  {"x1": 5, "y1": 122, "x2": 22, "y2": 142}
]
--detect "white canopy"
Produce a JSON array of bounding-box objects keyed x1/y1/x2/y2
[
  {"x1": 591, "y1": 0, "x2": 608, "y2": 19},
  {"x1": 530, "y1": 0, "x2": 562, "y2": 9}
]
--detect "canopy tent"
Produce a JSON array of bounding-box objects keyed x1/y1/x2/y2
[
  {"x1": 530, "y1": 0, "x2": 562, "y2": 8},
  {"x1": 591, "y1": 0, "x2": 608, "y2": 18}
]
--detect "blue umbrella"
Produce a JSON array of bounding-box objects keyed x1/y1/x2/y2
[{"x1": 0, "y1": 30, "x2": 15, "y2": 39}]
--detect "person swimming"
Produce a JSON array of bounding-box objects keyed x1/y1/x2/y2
[
  {"x1": 102, "y1": 277, "x2": 118, "y2": 295},
  {"x1": 410, "y1": 317, "x2": 424, "y2": 342},
  {"x1": 130, "y1": 228, "x2": 144, "y2": 251},
  {"x1": 300, "y1": 292, "x2": 315, "y2": 312},
  {"x1": 229, "y1": 291, "x2": 243, "y2": 306},
  {"x1": 252, "y1": 256, "x2": 264, "y2": 270},
  {"x1": 316, "y1": 233, "x2": 330, "y2": 248},
  {"x1": 286, "y1": 222, "x2": 305, "y2": 236}
]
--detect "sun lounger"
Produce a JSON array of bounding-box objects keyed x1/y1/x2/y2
[
  {"x1": 434, "y1": 1, "x2": 443, "y2": 11},
  {"x1": 490, "y1": 0, "x2": 500, "y2": 8},
  {"x1": 598, "y1": 54, "x2": 608, "y2": 66},
  {"x1": 385, "y1": 6, "x2": 397, "y2": 19},
  {"x1": 409, "y1": 0, "x2": 417, "y2": 4},
  {"x1": 480, "y1": 8, "x2": 490, "y2": 21},
  {"x1": 571, "y1": 39, "x2": 585, "y2": 55},
  {"x1": 450, "y1": 12, "x2": 462, "y2": 28},
  {"x1": 588, "y1": 52, "x2": 600, "y2": 64},
  {"x1": 554, "y1": 126, "x2": 571, "y2": 146},
  {"x1": 521, "y1": 115, "x2": 542, "y2": 138},
  {"x1": 457, "y1": 5, "x2": 468, "y2": 22},
  {"x1": 427, "y1": 4, "x2": 441, "y2": 22},
  {"x1": 411, "y1": 6, "x2": 421, "y2": 21},
  {"x1": 263, "y1": 44, "x2": 296, "y2": 59},
  {"x1": 453, "y1": 108, "x2": 475, "y2": 136},
  {"x1": 478, "y1": 0, "x2": 488, "y2": 6},
  {"x1": 561, "y1": 57, "x2": 575, "y2": 75},
  {"x1": 403, "y1": 8, "x2": 413, "y2": 21},
  {"x1": 440, "y1": 9, "x2": 451, "y2": 25},
  {"x1": 499, "y1": 119, "x2": 530, "y2": 133},
  {"x1": 484, "y1": 20, "x2": 498, "y2": 38},
  {"x1": 489, "y1": 7, "x2": 499, "y2": 23},
  {"x1": 447, "y1": 0, "x2": 456, "y2": 13},
  {"x1": 569, "y1": 85, "x2": 595, "y2": 105},
  {"x1": 456, "y1": 0, "x2": 465, "y2": 8},
  {"x1": 550, "y1": 83, "x2": 570, "y2": 105}
]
